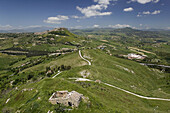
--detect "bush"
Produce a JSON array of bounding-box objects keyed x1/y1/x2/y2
[
  {"x1": 27, "y1": 73, "x2": 34, "y2": 80},
  {"x1": 2, "y1": 107, "x2": 14, "y2": 113}
]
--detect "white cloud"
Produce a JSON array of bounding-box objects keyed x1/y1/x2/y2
[
  {"x1": 137, "y1": 14, "x2": 142, "y2": 17},
  {"x1": 143, "y1": 11, "x2": 151, "y2": 15},
  {"x1": 153, "y1": 0, "x2": 160, "y2": 3},
  {"x1": 93, "y1": 24, "x2": 100, "y2": 28},
  {"x1": 94, "y1": 0, "x2": 110, "y2": 6},
  {"x1": 137, "y1": 10, "x2": 161, "y2": 17},
  {"x1": 76, "y1": 0, "x2": 113, "y2": 18},
  {"x1": 44, "y1": 15, "x2": 69, "y2": 24},
  {"x1": 0, "y1": 25, "x2": 13, "y2": 30},
  {"x1": 123, "y1": 7, "x2": 134, "y2": 12},
  {"x1": 152, "y1": 10, "x2": 161, "y2": 14},
  {"x1": 26, "y1": 25, "x2": 43, "y2": 28},
  {"x1": 71, "y1": 15, "x2": 86, "y2": 19},
  {"x1": 71, "y1": 15, "x2": 80, "y2": 19},
  {"x1": 130, "y1": 0, "x2": 160, "y2": 4},
  {"x1": 108, "y1": 24, "x2": 131, "y2": 28},
  {"x1": 143, "y1": 10, "x2": 161, "y2": 15}
]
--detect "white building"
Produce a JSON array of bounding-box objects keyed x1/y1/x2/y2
[{"x1": 127, "y1": 53, "x2": 145, "y2": 59}]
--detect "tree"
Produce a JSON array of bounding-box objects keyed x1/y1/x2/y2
[
  {"x1": 2, "y1": 107, "x2": 14, "y2": 113},
  {"x1": 46, "y1": 66, "x2": 51, "y2": 72},
  {"x1": 27, "y1": 73, "x2": 34, "y2": 80},
  {"x1": 60, "y1": 65, "x2": 65, "y2": 71},
  {"x1": 66, "y1": 66, "x2": 71, "y2": 70}
]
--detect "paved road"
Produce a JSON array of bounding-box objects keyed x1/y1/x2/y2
[
  {"x1": 140, "y1": 63, "x2": 170, "y2": 68},
  {"x1": 52, "y1": 71, "x2": 62, "y2": 78},
  {"x1": 63, "y1": 50, "x2": 170, "y2": 101},
  {"x1": 79, "y1": 50, "x2": 91, "y2": 65},
  {"x1": 70, "y1": 77, "x2": 170, "y2": 101},
  {"x1": 103, "y1": 82, "x2": 170, "y2": 101}
]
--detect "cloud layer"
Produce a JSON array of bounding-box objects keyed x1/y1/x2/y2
[
  {"x1": 93, "y1": 24, "x2": 100, "y2": 28},
  {"x1": 108, "y1": 24, "x2": 131, "y2": 28},
  {"x1": 0, "y1": 25, "x2": 13, "y2": 30}
]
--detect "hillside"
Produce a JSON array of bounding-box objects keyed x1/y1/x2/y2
[
  {"x1": 0, "y1": 28, "x2": 170, "y2": 113},
  {"x1": 0, "y1": 28, "x2": 83, "y2": 54},
  {"x1": 71, "y1": 28, "x2": 170, "y2": 64}
]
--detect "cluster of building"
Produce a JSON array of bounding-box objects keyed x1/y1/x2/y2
[{"x1": 34, "y1": 28, "x2": 67, "y2": 35}]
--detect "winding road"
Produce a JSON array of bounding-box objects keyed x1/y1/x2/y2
[
  {"x1": 52, "y1": 71, "x2": 62, "y2": 78},
  {"x1": 79, "y1": 50, "x2": 170, "y2": 102},
  {"x1": 103, "y1": 82, "x2": 170, "y2": 101},
  {"x1": 79, "y1": 50, "x2": 91, "y2": 65},
  {"x1": 140, "y1": 63, "x2": 170, "y2": 68}
]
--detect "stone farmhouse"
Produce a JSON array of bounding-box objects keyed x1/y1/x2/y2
[{"x1": 49, "y1": 90, "x2": 83, "y2": 107}]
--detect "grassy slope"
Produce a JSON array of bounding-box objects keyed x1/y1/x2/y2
[
  {"x1": 0, "y1": 49, "x2": 170, "y2": 113},
  {"x1": 1, "y1": 78, "x2": 170, "y2": 113},
  {"x1": 0, "y1": 53, "x2": 25, "y2": 70},
  {"x1": 82, "y1": 49, "x2": 170, "y2": 97},
  {"x1": 20, "y1": 52, "x2": 87, "y2": 73}
]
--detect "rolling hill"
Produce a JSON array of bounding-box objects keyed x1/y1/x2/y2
[{"x1": 0, "y1": 28, "x2": 170, "y2": 113}]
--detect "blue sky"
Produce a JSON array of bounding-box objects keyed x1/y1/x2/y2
[{"x1": 0, "y1": 0, "x2": 170, "y2": 30}]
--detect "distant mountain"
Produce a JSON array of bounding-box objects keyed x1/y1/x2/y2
[
  {"x1": 71, "y1": 27, "x2": 138, "y2": 33},
  {"x1": 1, "y1": 26, "x2": 170, "y2": 33},
  {"x1": 71, "y1": 27, "x2": 140, "y2": 36},
  {"x1": 112, "y1": 27, "x2": 140, "y2": 33},
  {"x1": 141, "y1": 28, "x2": 169, "y2": 31},
  {"x1": 0, "y1": 26, "x2": 54, "y2": 33}
]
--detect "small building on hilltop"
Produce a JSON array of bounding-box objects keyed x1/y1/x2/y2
[{"x1": 49, "y1": 90, "x2": 83, "y2": 107}]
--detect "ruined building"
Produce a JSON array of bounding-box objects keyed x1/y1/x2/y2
[{"x1": 49, "y1": 90, "x2": 83, "y2": 107}]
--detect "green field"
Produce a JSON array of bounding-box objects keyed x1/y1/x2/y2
[{"x1": 0, "y1": 28, "x2": 170, "y2": 113}]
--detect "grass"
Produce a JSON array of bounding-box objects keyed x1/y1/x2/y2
[
  {"x1": 81, "y1": 49, "x2": 170, "y2": 98},
  {"x1": 0, "y1": 30, "x2": 170, "y2": 112},
  {"x1": 28, "y1": 44, "x2": 76, "y2": 52},
  {"x1": 21, "y1": 51, "x2": 87, "y2": 73},
  {"x1": 1, "y1": 77, "x2": 170, "y2": 113},
  {"x1": 1, "y1": 49, "x2": 170, "y2": 112},
  {"x1": 0, "y1": 53, "x2": 25, "y2": 70}
]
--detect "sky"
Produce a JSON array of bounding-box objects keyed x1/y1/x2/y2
[{"x1": 0, "y1": 0, "x2": 170, "y2": 30}]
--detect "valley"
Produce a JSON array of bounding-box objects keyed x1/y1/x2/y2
[{"x1": 0, "y1": 28, "x2": 170, "y2": 113}]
